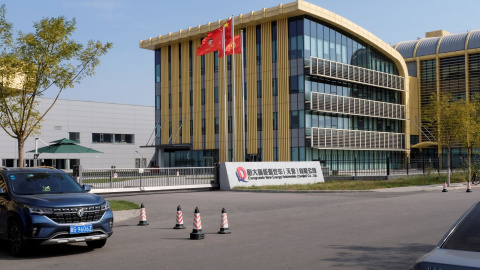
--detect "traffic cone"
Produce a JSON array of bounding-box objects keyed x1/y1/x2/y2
[
  {"x1": 218, "y1": 208, "x2": 231, "y2": 234},
  {"x1": 137, "y1": 203, "x2": 149, "y2": 226},
  {"x1": 467, "y1": 180, "x2": 472, "y2": 193},
  {"x1": 190, "y1": 207, "x2": 205, "y2": 240},
  {"x1": 442, "y1": 181, "x2": 448, "y2": 192},
  {"x1": 173, "y1": 205, "x2": 186, "y2": 229}
]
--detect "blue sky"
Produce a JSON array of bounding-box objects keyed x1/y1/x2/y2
[{"x1": 4, "y1": 0, "x2": 480, "y2": 106}]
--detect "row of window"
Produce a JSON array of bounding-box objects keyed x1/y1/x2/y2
[{"x1": 92, "y1": 133, "x2": 135, "y2": 144}]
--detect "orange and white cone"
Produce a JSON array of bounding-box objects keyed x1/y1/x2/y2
[
  {"x1": 442, "y1": 181, "x2": 448, "y2": 192},
  {"x1": 218, "y1": 208, "x2": 231, "y2": 234},
  {"x1": 137, "y1": 203, "x2": 149, "y2": 226},
  {"x1": 190, "y1": 207, "x2": 205, "y2": 240},
  {"x1": 173, "y1": 205, "x2": 186, "y2": 229},
  {"x1": 467, "y1": 180, "x2": 472, "y2": 193}
]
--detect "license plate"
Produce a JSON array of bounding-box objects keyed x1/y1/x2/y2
[{"x1": 70, "y1": 224, "x2": 93, "y2": 234}]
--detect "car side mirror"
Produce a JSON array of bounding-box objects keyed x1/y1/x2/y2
[{"x1": 82, "y1": 185, "x2": 91, "y2": 192}]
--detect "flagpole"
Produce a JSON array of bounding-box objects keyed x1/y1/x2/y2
[
  {"x1": 231, "y1": 15, "x2": 236, "y2": 162},
  {"x1": 241, "y1": 29, "x2": 246, "y2": 162},
  {"x1": 223, "y1": 24, "x2": 228, "y2": 162}
]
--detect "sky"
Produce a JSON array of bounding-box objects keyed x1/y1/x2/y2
[{"x1": 3, "y1": 0, "x2": 480, "y2": 106}]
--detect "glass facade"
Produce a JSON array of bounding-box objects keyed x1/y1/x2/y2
[{"x1": 291, "y1": 16, "x2": 404, "y2": 168}]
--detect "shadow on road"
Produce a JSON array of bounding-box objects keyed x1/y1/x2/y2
[{"x1": 323, "y1": 243, "x2": 434, "y2": 269}]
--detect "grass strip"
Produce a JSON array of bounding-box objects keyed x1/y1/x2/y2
[
  {"x1": 234, "y1": 172, "x2": 469, "y2": 191},
  {"x1": 108, "y1": 200, "x2": 140, "y2": 211}
]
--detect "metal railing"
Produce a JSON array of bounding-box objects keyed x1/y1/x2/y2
[
  {"x1": 320, "y1": 158, "x2": 446, "y2": 178},
  {"x1": 76, "y1": 167, "x2": 217, "y2": 192}
]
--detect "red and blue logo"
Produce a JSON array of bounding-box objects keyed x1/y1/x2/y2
[{"x1": 236, "y1": 167, "x2": 248, "y2": 183}]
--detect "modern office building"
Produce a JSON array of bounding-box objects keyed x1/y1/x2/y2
[
  {"x1": 0, "y1": 98, "x2": 155, "y2": 169},
  {"x1": 140, "y1": 0, "x2": 411, "y2": 168},
  {"x1": 393, "y1": 29, "x2": 480, "y2": 166}
]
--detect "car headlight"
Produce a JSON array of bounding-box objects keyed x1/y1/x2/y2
[
  {"x1": 26, "y1": 205, "x2": 54, "y2": 215},
  {"x1": 101, "y1": 201, "x2": 110, "y2": 211}
]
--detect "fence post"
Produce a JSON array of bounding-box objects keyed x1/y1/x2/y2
[
  {"x1": 139, "y1": 168, "x2": 143, "y2": 188},
  {"x1": 386, "y1": 157, "x2": 390, "y2": 176},
  {"x1": 406, "y1": 157, "x2": 409, "y2": 175},
  {"x1": 354, "y1": 157, "x2": 357, "y2": 177},
  {"x1": 423, "y1": 157, "x2": 425, "y2": 174},
  {"x1": 110, "y1": 166, "x2": 115, "y2": 188},
  {"x1": 79, "y1": 164, "x2": 83, "y2": 185}
]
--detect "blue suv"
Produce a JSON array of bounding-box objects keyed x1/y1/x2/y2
[{"x1": 0, "y1": 167, "x2": 113, "y2": 256}]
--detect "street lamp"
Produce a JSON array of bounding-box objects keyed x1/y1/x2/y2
[{"x1": 135, "y1": 151, "x2": 144, "y2": 168}]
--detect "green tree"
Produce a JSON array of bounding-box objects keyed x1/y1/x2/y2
[
  {"x1": 422, "y1": 92, "x2": 459, "y2": 186},
  {"x1": 454, "y1": 95, "x2": 480, "y2": 181},
  {"x1": 0, "y1": 5, "x2": 112, "y2": 167}
]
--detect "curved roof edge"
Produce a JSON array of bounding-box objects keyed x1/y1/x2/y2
[
  {"x1": 394, "y1": 29, "x2": 480, "y2": 58},
  {"x1": 139, "y1": 0, "x2": 409, "y2": 79},
  {"x1": 296, "y1": 1, "x2": 408, "y2": 78}
]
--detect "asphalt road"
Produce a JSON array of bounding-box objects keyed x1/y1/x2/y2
[{"x1": 1, "y1": 188, "x2": 479, "y2": 269}]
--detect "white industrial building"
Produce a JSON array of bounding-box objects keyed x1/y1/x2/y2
[{"x1": 0, "y1": 98, "x2": 155, "y2": 169}]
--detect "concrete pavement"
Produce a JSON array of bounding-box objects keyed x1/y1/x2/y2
[{"x1": 111, "y1": 182, "x2": 479, "y2": 222}]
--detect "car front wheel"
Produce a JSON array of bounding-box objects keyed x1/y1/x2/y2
[
  {"x1": 8, "y1": 220, "x2": 28, "y2": 257},
  {"x1": 86, "y1": 239, "x2": 107, "y2": 249}
]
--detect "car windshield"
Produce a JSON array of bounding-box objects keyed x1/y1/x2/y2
[
  {"x1": 8, "y1": 172, "x2": 84, "y2": 195},
  {"x1": 442, "y1": 203, "x2": 480, "y2": 252}
]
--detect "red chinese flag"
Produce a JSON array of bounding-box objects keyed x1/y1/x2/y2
[
  {"x1": 219, "y1": 34, "x2": 241, "y2": 57},
  {"x1": 196, "y1": 19, "x2": 232, "y2": 56}
]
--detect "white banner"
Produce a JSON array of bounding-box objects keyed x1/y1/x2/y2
[{"x1": 219, "y1": 162, "x2": 324, "y2": 190}]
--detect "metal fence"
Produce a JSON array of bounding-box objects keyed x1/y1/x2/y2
[
  {"x1": 322, "y1": 158, "x2": 449, "y2": 178},
  {"x1": 77, "y1": 167, "x2": 217, "y2": 192}
]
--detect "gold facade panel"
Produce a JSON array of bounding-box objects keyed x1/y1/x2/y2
[
  {"x1": 218, "y1": 55, "x2": 227, "y2": 162},
  {"x1": 246, "y1": 26, "x2": 258, "y2": 154},
  {"x1": 233, "y1": 29, "x2": 245, "y2": 162},
  {"x1": 171, "y1": 44, "x2": 180, "y2": 145},
  {"x1": 181, "y1": 41, "x2": 191, "y2": 143},
  {"x1": 160, "y1": 48, "x2": 169, "y2": 145},
  {"x1": 205, "y1": 53, "x2": 215, "y2": 149},
  {"x1": 192, "y1": 39, "x2": 202, "y2": 150},
  {"x1": 261, "y1": 22, "x2": 273, "y2": 161},
  {"x1": 277, "y1": 18, "x2": 290, "y2": 161}
]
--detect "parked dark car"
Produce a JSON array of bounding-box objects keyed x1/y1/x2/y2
[
  {"x1": 0, "y1": 167, "x2": 113, "y2": 256},
  {"x1": 411, "y1": 201, "x2": 480, "y2": 269}
]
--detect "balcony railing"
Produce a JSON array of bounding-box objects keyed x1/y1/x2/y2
[
  {"x1": 310, "y1": 92, "x2": 405, "y2": 120},
  {"x1": 310, "y1": 57, "x2": 405, "y2": 92},
  {"x1": 311, "y1": 128, "x2": 405, "y2": 151}
]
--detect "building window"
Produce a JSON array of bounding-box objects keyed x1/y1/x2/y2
[
  {"x1": 257, "y1": 113, "x2": 262, "y2": 131},
  {"x1": 257, "y1": 80, "x2": 262, "y2": 98},
  {"x1": 273, "y1": 112, "x2": 278, "y2": 130},
  {"x1": 156, "y1": 95, "x2": 161, "y2": 110},
  {"x1": 69, "y1": 132, "x2": 80, "y2": 143},
  {"x1": 92, "y1": 133, "x2": 134, "y2": 144}
]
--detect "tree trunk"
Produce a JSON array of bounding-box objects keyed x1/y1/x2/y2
[
  {"x1": 447, "y1": 147, "x2": 451, "y2": 187},
  {"x1": 468, "y1": 147, "x2": 472, "y2": 182},
  {"x1": 18, "y1": 138, "x2": 24, "y2": 168}
]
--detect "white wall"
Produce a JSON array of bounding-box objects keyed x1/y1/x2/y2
[{"x1": 0, "y1": 98, "x2": 155, "y2": 169}]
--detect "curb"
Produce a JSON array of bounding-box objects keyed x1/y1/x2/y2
[
  {"x1": 113, "y1": 209, "x2": 140, "y2": 222},
  {"x1": 232, "y1": 183, "x2": 479, "y2": 193}
]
